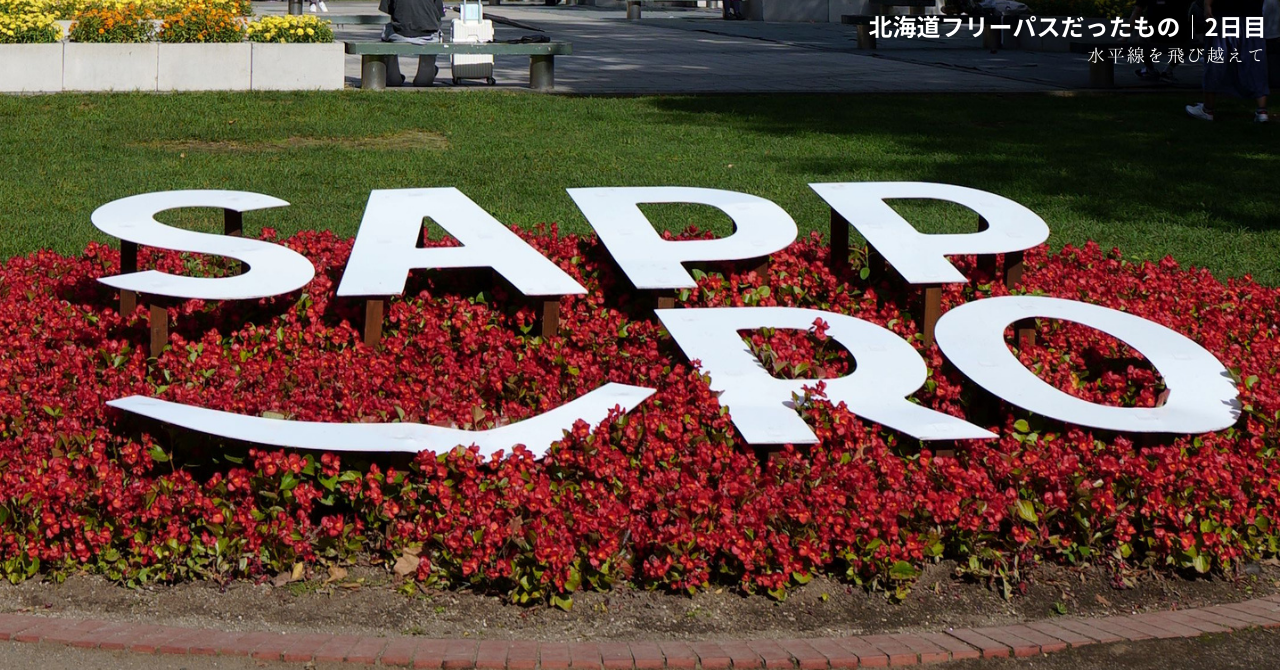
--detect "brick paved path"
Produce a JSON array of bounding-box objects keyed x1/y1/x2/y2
[{"x1": 3, "y1": 594, "x2": 1279, "y2": 666}]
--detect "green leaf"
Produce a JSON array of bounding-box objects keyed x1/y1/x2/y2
[
  {"x1": 859, "y1": 266, "x2": 871, "y2": 280},
  {"x1": 565, "y1": 565, "x2": 582, "y2": 591},
  {"x1": 1192, "y1": 554, "x2": 1211, "y2": 573},
  {"x1": 1245, "y1": 375, "x2": 1259, "y2": 389},
  {"x1": 550, "y1": 594, "x2": 573, "y2": 611},
  {"x1": 1015, "y1": 499, "x2": 1039, "y2": 523},
  {"x1": 1013, "y1": 419, "x2": 1030, "y2": 433},
  {"x1": 148, "y1": 445, "x2": 170, "y2": 463},
  {"x1": 888, "y1": 560, "x2": 919, "y2": 581}
]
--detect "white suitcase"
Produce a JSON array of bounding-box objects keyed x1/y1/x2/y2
[{"x1": 451, "y1": 0, "x2": 496, "y2": 85}]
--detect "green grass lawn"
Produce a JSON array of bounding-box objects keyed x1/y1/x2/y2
[{"x1": 1, "y1": 91, "x2": 1277, "y2": 281}]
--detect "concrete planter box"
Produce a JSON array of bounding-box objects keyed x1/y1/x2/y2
[
  {"x1": 158, "y1": 43, "x2": 252, "y2": 91},
  {"x1": 0, "y1": 44, "x2": 64, "y2": 93},
  {"x1": 1, "y1": 41, "x2": 342, "y2": 94},
  {"x1": 250, "y1": 42, "x2": 345, "y2": 91},
  {"x1": 64, "y1": 43, "x2": 159, "y2": 92}
]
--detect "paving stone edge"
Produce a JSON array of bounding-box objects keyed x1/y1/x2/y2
[{"x1": 2, "y1": 595, "x2": 1279, "y2": 667}]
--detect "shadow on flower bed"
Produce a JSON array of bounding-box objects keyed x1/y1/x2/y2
[{"x1": 0, "y1": 227, "x2": 1275, "y2": 607}]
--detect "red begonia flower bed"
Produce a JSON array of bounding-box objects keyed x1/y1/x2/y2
[{"x1": 0, "y1": 228, "x2": 1276, "y2": 603}]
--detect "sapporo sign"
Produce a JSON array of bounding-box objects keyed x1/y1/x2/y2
[{"x1": 92, "y1": 184, "x2": 1241, "y2": 458}]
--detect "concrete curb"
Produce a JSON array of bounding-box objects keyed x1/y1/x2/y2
[{"x1": 2, "y1": 595, "x2": 1280, "y2": 666}]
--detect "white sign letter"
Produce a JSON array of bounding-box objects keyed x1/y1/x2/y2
[
  {"x1": 935, "y1": 296, "x2": 1240, "y2": 434},
  {"x1": 567, "y1": 187, "x2": 797, "y2": 289},
  {"x1": 336, "y1": 189, "x2": 586, "y2": 297},
  {"x1": 109, "y1": 384, "x2": 655, "y2": 459},
  {"x1": 657, "y1": 307, "x2": 995, "y2": 444},
  {"x1": 810, "y1": 182, "x2": 1049, "y2": 284},
  {"x1": 93, "y1": 190, "x2": 315, "y2": 300}
]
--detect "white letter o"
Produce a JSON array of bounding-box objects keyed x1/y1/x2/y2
[{"x1": 935, "y1": 296, "x2": 1240, "y2": 434}]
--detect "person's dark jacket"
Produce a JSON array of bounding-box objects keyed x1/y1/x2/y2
[{"x1": 380, "y1": 0, "x2": 444, "y2": 38}]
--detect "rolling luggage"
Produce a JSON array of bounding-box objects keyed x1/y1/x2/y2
[{"x1": 451, "y1": 0, "x2": 496, "y2": 85}]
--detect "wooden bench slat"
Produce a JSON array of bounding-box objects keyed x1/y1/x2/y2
[{"x1": 344, "y1": 41, "x2": 572, "y2": 56}]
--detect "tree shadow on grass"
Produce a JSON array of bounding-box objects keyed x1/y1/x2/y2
[{"x1": 639, "y1": 93, "x2": 1280, "y2": 235}]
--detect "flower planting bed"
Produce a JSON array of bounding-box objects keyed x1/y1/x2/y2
[
  {"x1": 1, "y1": 227, "x2": 1277, "y2": 610},
  {"x1": 0, "y1": 1, "x2": 342, "y2": 92}
]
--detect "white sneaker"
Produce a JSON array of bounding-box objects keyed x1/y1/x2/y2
[
  {"x1": 319, "y1": 1, "x2": 328, "y2": 11},
  {"x1": 308, "y1": 2, "x2": 317, "y2": 11},
  {"x1": 1185, "y1": 103, "x2": 1214, "y2": 121},
  {"x1": 1257, "y1": 110, "x2": 1270, "y2": 123}
]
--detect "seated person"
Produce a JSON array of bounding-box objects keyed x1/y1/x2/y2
[
  {"x1": 1130, "y1": 0, "x2": 1192, "y2": 80},
  {"x1": 379, "y1": 0, "x2": 446, "y2": 86}
]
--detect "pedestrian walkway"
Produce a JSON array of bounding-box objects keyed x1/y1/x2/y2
[
  {"x1": 253, "y1": 1, "x2": 1202, "y2": 93},
  {"x1": 2, "y1": 594, "x2": 1279, "y2": 666}
]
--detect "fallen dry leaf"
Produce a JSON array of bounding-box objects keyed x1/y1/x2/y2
[
  {"x1": 1095, "y1": 594, "x2": 1112, "y2": 607},
  {"x1": 326, "y1": 565, "x2": 349, "y2": 584},
  {"x1": 394, "y1": 553, "x2": 421, "y2": 578}
]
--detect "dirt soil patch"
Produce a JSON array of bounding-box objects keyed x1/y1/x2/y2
[
  {"x1": 2, "y1": 562, "x2": 1277, "y2": 642},
  {"x1": 136, "y1": 129, "x2": 448, "y2": 153}
]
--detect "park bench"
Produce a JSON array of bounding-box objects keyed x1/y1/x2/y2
[
  {"x1": 1069, "y1": 41, "x2": 1127, "y2": 88},
  {"x1": 841, "y1": 0, "x2": 936, "y2": 50},
  {"x1": 840, "y1": 15, "x2": 877, "y2": 50},
  {"x1": 324, "y1": 12, "x2": 571, "y2": 91},
  {"x1": 325, "y1": 14, "x2": 391, "y2": 26},
  {"x1": 624, "y1": 0, "x2": 702, "y2": 20},
  {"x1": 346, "y1": 41, "x2": 573, "y2": 90}
]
